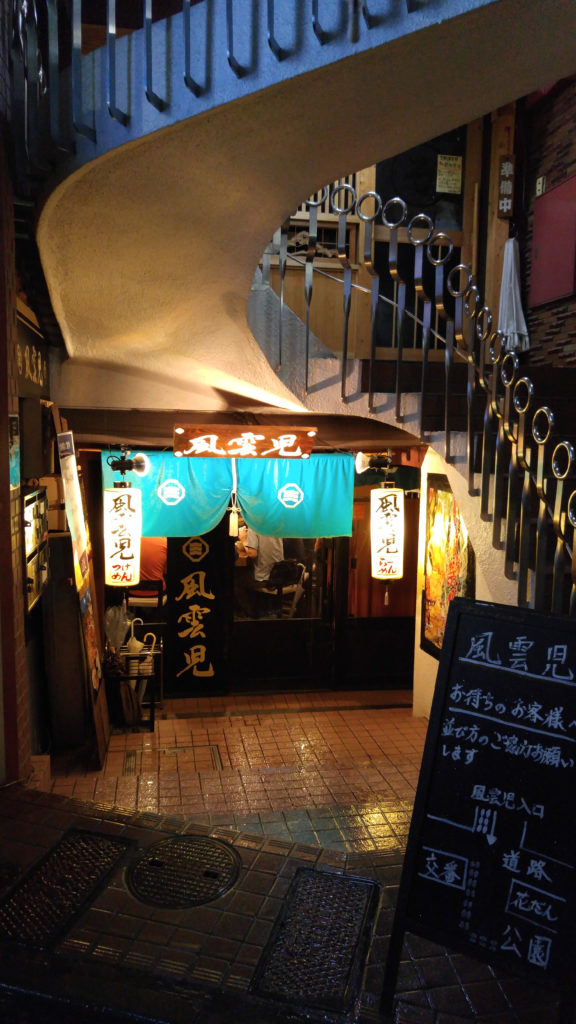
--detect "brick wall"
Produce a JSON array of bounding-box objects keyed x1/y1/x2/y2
[
  {"x1": 524, "y1": 77, "x2": 576, "y2": 366},
  {"x1": 0, "y1": 1, "x2": 32, "y2": 783}
]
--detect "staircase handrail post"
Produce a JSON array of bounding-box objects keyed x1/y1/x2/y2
[
  {"x1": 357, "y1": 190, "x2": 382, "y2": 413},
  {"x1": 381, "y1": 197, "x2": 408, "y2": 422},
  {"x1": 331, "y1": 183, "x2": 356, "y2": 401},
  {"x1": 532, "y1": 406, "x2": 556, "y2": 611}
]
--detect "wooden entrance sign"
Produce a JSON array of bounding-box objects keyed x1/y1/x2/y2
[
  {"x1": 173, "y1": 424, "x2": 317, "y2": 459},
  {"x1": 382, "y1": 599, "x2": 576, "y2": 1022}
]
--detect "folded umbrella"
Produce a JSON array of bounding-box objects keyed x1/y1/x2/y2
[{"x1": 498, "y1": 236, "x2": 530, "y2": 353}]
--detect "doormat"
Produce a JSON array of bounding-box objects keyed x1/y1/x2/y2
[
  {"x1": 0, "y1": 829, "x2": 133, "y2": 947},
  {"x1": 250, "y1": 867, "x2": 380, "y2": 1015}
]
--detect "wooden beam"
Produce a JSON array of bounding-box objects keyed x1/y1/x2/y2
[
  {"x1": 461, "y1": 118, "x2": 483, "y2": 279},
  {"x1": 484, "y1": 104, "x2": 516, "y2": 318}
]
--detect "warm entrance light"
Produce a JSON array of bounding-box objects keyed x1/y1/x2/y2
[
  {"x1": 370, "y1": 487, "x2": 404, "y2": 580},
  {"x1": 356, "y1": 450, "x2": 396, "y2": 475},
  {"x1": 103, "y1": 486, "x2": 142, "y2": 586}
]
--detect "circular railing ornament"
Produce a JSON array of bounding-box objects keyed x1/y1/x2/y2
[
  {"x1": 381, "y1": 196, "x2": 407, "y2": 229},
  {"x1": 330, "y1": 183, "x2": 356, "y2": 215},
  {"x1": 500, "y1": 351, "x2": 519, "y2": 388},
  {"x1": 447, "y1": 264, "x2": 473, "y2": 298},
  {"x1": 476, "y1": 306, "x2": 493, "y2": 343},
  {"x1": 552, "y1": 441, "x2": 575, "y2": 480},
  {"x1": 464, "y1": 284, "x2": 481, "y2": 318},
  {"x1": 356, "y1": 190, "x2": 382, "y2": 222},
  {"x1": 306, "y1": 185, "x2": 329, "y2": 208},
  {"x1": 512, "y1": 377, "x2": 534, "y2": 415},
  {"x1": 488, "y1": 330, "x2": 505, "y2": 365},
  {"x1": 532, "y1": 406, "x2": 554, "y2": 445},
  {"x1": 426, "y1": 231, "x2": 454, "y2": 266},
  {"x1": 407, "y1": 213, "x2": 434, "y2": 246}
]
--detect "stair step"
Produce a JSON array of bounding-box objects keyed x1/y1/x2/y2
[
  {"x1": 360, "y1": 359, "x2": 468, "y2": 395},
  {"x1": 360, "y1": 359, "x2": 576, "y2": 399},
  {"x1": 360, "y1": 359, "x2": 576, "y2": 435},
  {"x1": 421, "y1": 396, "x2": 483, "y2": 434}
]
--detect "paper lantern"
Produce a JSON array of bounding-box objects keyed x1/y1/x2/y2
[
  {"x1": 103, "y1": 487, "x2": 142, "y2": 586},
  {"x1": 370, "y1": 487, "x2": 404, "y2": 580}
]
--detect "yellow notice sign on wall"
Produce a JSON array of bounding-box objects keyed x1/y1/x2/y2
[{"x1": 436, "y1": 154, "x2": 462, "y2": 195}]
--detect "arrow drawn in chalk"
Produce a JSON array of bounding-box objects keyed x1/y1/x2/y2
[
  {"x1": 484, "y1": 809, "x2": 498, "y2": 846},
  {"x1": 427, "y1": 807, "x2": 498, "y2": 845}
]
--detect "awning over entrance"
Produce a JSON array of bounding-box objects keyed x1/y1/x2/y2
[{"x1": 101, "y1": 450, "x2": 354, "y2": 538}]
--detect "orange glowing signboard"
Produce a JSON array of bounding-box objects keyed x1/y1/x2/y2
[
  {"x1": 173, "y1": 425, "x2": 317, "y2": 459},
  {"x1": 370, "y1": 487, "x2": 404, "y2": 580},
  {"x1": 103, "y1": 486, "x2": 142, "y2": 587}
]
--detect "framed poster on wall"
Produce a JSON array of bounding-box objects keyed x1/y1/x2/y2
[{"x1": 421, "y1": 474, "x2": 474, "y2": 658}]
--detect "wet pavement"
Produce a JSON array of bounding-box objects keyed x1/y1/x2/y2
[{"x1": 0, "y1": 692, "x2": 565, "y2": 1023}]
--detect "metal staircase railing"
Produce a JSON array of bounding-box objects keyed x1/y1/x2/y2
[
  {"x1": 265, "y1": 186, "x2": 576, "y2": 618},
  {"x1": 11, "y1": 2, "x2": 575, "y2": 616},
  {"x1": 10, "y1": 0, "x2": 483, "y2": 188}
]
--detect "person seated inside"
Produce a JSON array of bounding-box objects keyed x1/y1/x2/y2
[
  {"x1": 244, "y1": 529, "x2": 284, "y2": 584},
  {"x1": 234, "y1": 528, "x2": 284, "y2": 618}
]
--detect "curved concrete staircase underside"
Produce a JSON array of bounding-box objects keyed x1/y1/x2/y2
[{"x1": 38, "y1": 0, "x2": 576, "y2": 424}]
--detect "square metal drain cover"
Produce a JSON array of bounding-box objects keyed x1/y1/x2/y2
[
  {"x1": 0, "y1": 829, "x2": 133, "y2": 947},
  {"x1": 250, "y1": 868, "x2": 380, "y2": 1015}
]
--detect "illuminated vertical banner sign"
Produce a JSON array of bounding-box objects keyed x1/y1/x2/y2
[
  {"x1": 57, "y1": 431, "x2": 103, "y2": 692},
  {"x1": 370, "y1": 488, "x2": 404, "y2": 580},
  {"x1": 103, "y1": 487, "x2": 142, "y2": 586}
]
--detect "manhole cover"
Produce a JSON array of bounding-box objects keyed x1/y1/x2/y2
[
  {"x1": 251, "y1": 868, "x2": 380, "y2": 1014},
  {"x1": 125, "y1": 835, "x2": 241, "y2": 907}
]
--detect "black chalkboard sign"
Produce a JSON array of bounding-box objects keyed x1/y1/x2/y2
[{"x1": 382, "y1": 599, "x2": 576, "y2": 1018}]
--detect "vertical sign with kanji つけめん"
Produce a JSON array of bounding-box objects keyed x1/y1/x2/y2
[{"x1": 103, "y1": 486, "x2": 142, "y2": 586}]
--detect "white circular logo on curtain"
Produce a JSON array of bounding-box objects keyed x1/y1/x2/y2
[
  {"x1": 158, "y1": 479, "x2": 186, "y2": 505},
  {"x1": 278, "y1": 483, "x2": 304, "y2": 508}
]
